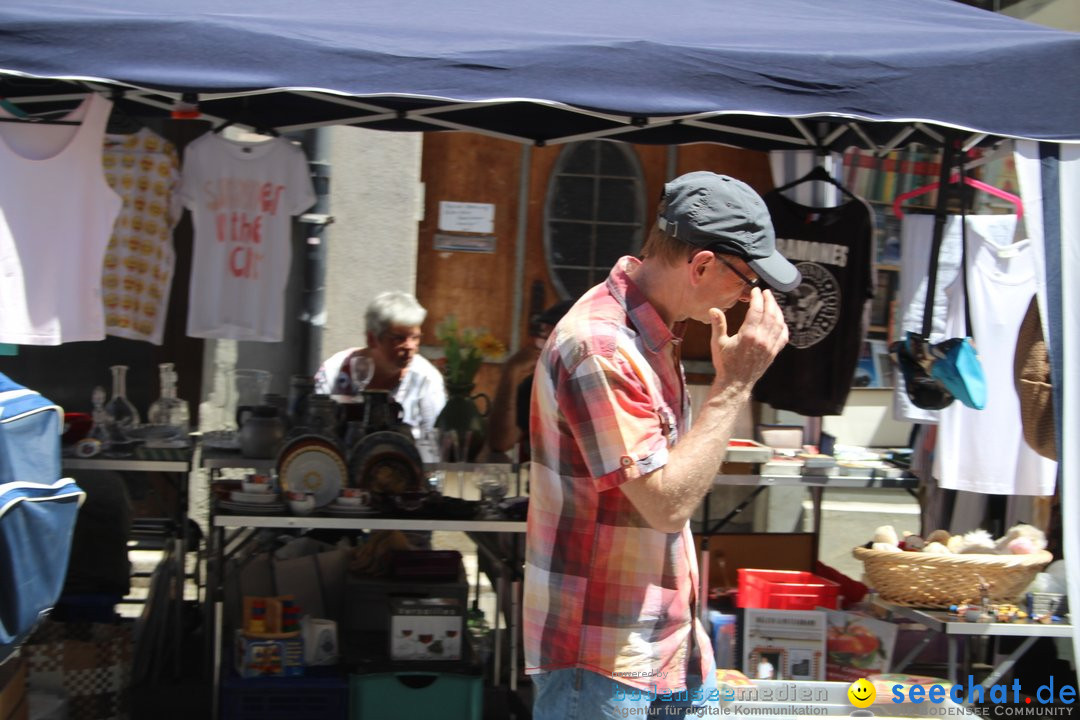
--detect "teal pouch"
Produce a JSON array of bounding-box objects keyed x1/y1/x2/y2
[{"x1": 929, "y1": 337, "x2": 987, "y2": 410}]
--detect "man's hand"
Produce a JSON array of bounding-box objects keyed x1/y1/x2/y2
[{"x1": 710, "y1": 287, "x2": 789, "y2": 390}]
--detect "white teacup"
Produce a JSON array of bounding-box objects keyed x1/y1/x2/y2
[
  {"x1": 286, "y1": 491, "x2": 316, "y2": 516},
  {"x1": 338, "y1": 488, "x2": 370, "y2": 507},
  {"x1": 242, "y1": 474, "x2": 274, "y2": 493}
]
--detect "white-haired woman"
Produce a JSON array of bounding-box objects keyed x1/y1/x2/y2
[{"x1": 314, "y1": 291, "x2": 446, "y2": 439}]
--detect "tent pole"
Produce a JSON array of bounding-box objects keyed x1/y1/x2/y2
[{"x1": 509, "y1": 144, "x2": 532, "y2": 354}]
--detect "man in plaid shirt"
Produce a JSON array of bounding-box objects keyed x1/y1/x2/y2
[{"x1": 524, "y1": 172, "x2": 799, "y2": 718}]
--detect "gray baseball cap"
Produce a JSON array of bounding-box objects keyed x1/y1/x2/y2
[{"x1": 656, "y1": 171, "x2": 801, "y2": 292}]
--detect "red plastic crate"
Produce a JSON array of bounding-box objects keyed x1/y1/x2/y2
[{"x1": 736, "y1": 568, "x2": 840, "y2": 610}]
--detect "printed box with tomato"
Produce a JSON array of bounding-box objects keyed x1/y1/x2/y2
[{"x1": 825, "y1": 610, "x2": 899, "y2": 682}]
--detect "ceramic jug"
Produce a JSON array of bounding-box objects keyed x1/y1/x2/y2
[
  {"x1": 303, "y1": 394, "x2": 340, "y2": 436},
  {"x1": 238, "y1": 405, "x2": 286, "y2": 458},
  {"x1": 361, "y1": 389, "x2": 404, "y2": 433},
  {"x1": 287, "y1": 375, "x2": 315, "y2": 429},
  {"x1": 231, "y1": 368, "x2": 272, "y2": 429}
]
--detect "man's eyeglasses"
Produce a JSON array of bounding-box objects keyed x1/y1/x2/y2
[
  {"x1": 383, "y1": 331, "x2": 422, "y2": 346},
  {"x1": 713, "y1": 254, "x2": 760, "y2": 290}
]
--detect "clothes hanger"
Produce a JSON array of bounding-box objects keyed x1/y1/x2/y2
[
  {"x1": 212, "y1": 115, "x2": 281, "y2": 138},
  {"x1": 892, "y1": 171, "x2": 1023, "y2": 219},
  {"x1": 772, "y1": 164, "x2": 859, "y2": 202},
  {"x1": 0, "y1": 99, "x2": 82, "y2": 126}
]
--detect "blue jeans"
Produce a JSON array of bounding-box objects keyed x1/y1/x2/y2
[{"x1": 531, "y1": 668, "x2": 720, "y2": 720}]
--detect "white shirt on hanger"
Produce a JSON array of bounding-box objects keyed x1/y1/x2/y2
[
  {"x1": 0, "y1": 93, "x2": 122, "y2": 345},
  {"x1": 179, "y1": 133, "x2": 315, "y2": 342},
  {"x1": 933, "y1": 228, "x2": 1058, "y2": 496}
]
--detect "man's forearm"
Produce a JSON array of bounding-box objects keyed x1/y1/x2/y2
[{"x1": 622, "y1": 379, "x2": 752, "y2": 532}]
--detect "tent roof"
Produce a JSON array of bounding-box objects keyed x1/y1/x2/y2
[{"x1": 2, "y1": 0, "x2": 1079, "y2": 151}]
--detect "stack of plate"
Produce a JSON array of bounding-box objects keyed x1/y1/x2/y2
[
  {"x1": 321, "y1": 501, "x2": 379, "y2": 517},
  {"x1": 218, "y1": 489, "x2": 286, "y2": 515}
]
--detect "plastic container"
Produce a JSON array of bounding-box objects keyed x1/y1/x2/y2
[
  {"x1": 736, "y1": 568, "x2": 840, "y2": 610},
  {"x1": 222, "y1": 671, "x2": 348, "y2": 720},
  {"x1": 349, "y1": 672, "x2": 482, "y2": 720}
]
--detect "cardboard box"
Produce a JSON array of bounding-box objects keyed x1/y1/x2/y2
[
  {"x1": 0, "y1": 657, "x2": 26, "y2": 720},
  {"x1": 389, "y1": 598, "x2": 463, "y2": 661},
  {"x1": 742, "y1": 608, "x2": 826, "y2": 682},
  {"x1": 234, "y1": 630, "x2": 304, "y2": 678},
  {"x1": 825, "y1": 610, "x2": 900, "y2": 682}
]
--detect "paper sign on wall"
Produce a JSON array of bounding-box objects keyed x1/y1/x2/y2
[{"x1": 438, "y1": 201, "x2": 495, "y2": 233}]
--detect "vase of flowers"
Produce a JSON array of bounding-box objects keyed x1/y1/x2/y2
[{"x1": 433, "y1": 316, "x2": 504, "y2": 462}]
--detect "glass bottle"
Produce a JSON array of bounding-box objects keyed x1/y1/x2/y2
[
  {"x1": 148, "y1": 363, "x2": 190, "y2": 432},
  {"x1": 104, "y1": 364, "x2": 140, "y2": 436},
  {"x1": 86, "y1": 385, "x2": 114, "y2": 445}
]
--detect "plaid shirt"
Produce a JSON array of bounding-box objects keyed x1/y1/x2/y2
[{"x1": 523, "y1": 256, "x2": 714, "y2": 692}]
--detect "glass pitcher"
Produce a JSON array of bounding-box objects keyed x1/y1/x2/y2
[{"x1": 227, "y1": 368, "x2": 272, "y2": 430}]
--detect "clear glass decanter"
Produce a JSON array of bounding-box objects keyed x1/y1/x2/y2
[
  {"x1": 104, "y1": 364, "x2": 140, "y2": 435},
  {"x1": 148, "y1": 363, "x2": 190, "y2": 432}
]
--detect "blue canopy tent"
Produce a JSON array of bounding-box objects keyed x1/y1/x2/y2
[
  {"x1": 2, "y1": 0, "x2": 1079, "y2": 663},
  {"x1": 1, "y1": 0, "x2": 1079, "y2": 149}
]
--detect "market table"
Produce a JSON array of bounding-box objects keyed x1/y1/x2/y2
[
  {"x1": 204, "y1": 454, "x2": 528, "y2": 720},
  {"x1": 871, "y1": 597, "x2": 1074, "y2": 688}
]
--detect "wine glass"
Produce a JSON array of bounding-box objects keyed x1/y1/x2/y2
[
  {"x1": 473, "y1": 471, "x2": 508, "y2": 518},
  {"x1": 349, "y1": 354, "x2": 375, "y2": 396}
]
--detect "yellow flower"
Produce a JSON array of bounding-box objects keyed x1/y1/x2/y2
[
  {"x1": 474, "y1": 333, "x2": 505, "y2": 358},
  {"x1": 435, "y1": 316, "x2": 503, "y2": 386}
]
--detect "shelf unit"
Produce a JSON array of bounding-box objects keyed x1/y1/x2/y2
[{"x1": 61, "y1": 453, "x2": 194, "y2": 676}]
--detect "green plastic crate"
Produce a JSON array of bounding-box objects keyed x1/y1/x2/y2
[{"x1": 349, "y1": 672, "x2": 481, "y2": 720}]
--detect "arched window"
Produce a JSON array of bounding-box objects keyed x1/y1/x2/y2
[{"x1": 544, "y1": 141, "x2": 646, "y2": 300}]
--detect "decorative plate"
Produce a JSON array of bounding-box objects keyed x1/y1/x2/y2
[
  {"x1": 348, "y1": 431, "x2": 423, "y2": 495},
  {"x1": 277, "y1": 435, "x2": 346, "y2": 508}
]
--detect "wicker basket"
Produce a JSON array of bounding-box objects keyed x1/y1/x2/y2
[{"x1": 852, "y1": 547, "x2": 1052, "y2": 608}]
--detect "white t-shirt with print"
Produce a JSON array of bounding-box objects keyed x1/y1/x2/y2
[{"x1": 179, "y1": 133, "x2": 315, "y2": 342}]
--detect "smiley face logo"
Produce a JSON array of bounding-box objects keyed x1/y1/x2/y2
[{"x1": 848, "y1": 678, "x2": 876, "y2": 708}]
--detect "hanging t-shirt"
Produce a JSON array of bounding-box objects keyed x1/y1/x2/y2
[
  {"x1": 933, "y1": 234, "x2": 1057, "y2": 496},
  {"x1": 102, "y1": 128, "x2": 183, "y2": 344},
  {"x1": 0, "y1": 93, "x2": 122, "y2": 345},
  {"x1": 752, "y1": 192, "x2": 874, "y2": 416},
  {"x1": 179, "y1": 133, "x2": 315, "y2": 342},
  {"x1": 892, "y1": 214, "x2": 1018, "y2": 423}
]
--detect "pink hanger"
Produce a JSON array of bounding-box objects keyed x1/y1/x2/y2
[{"x1": 892, "y1": 173, "x2": 1023, "y2": 219}]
